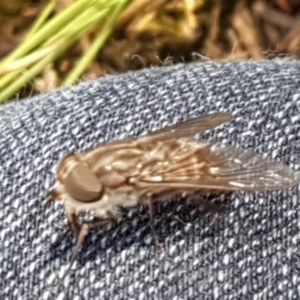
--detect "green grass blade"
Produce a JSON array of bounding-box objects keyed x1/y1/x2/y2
[
  {"x1": 63, "y1": 0, "x2": 129, "y2": 85},
  {"x1": 0, "y1": 0, "x2": 93, "y2": 66},
  {"x1": 25, "y1": 0, "x2": 58, "y2": 42}
]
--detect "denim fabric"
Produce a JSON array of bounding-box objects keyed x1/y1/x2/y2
[{"x1": 1, "y1": 60, "x2": 300, "y2": 299}]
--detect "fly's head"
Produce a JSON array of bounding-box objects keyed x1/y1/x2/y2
[{"x1": 48, "y1": 152, "x2": 103, "y2": 207}]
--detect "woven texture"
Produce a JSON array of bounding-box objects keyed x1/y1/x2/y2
[{"x1": 1, "y1": 60, "x2": 300, "y2": 299}]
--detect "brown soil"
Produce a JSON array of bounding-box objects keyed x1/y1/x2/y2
[{"x1": 0, "y1": 0, "x2": 300, "y2": 99}]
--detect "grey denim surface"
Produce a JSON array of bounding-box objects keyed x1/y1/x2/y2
[{"x1": 1, "y1": 59, "x2": 300, "y2": 300}]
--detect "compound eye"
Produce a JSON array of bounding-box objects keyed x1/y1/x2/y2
[{"x1": 64, "y1": 161, "x2": 103, "y2": 203}]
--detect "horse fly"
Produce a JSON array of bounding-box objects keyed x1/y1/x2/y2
[{"x1": 48, "y1": 112, "x2": 299, "y2": 282}]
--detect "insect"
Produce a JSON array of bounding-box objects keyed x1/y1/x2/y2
[{"x1": 48, "y1": 111, "x2": 299, "y2": 281}]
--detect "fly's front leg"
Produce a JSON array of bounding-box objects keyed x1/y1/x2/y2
[
  {"x1": 52, "y1": 204, "x2": 90, "y2": 283},
  {"x1": 50, "y1": 204, "x2": 80, "y2": 250},
  {"x1": 57, "y1": 223, "x2": 89, "y2": 283},
  {"x1": 148, "y1": 196, "x2": 163, "y2": 254},
  {"x1": 64, "y1": 203, "x2": 80, "y2": 240}
]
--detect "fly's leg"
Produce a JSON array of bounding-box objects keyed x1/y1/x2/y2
[
  {"x1": 50, "y1": 226, "x2": 70, "y2": 251},
  {"x1": 57, "y1": 223, "x2": 89, "y2": 284},
  {"x1": 148, "y1": 197, "x2": 163, "y2": 254},
  {"x1": 50, "y1": 210, "x2": 80, "y2": 251},
  {"x1": 56, "y1": 216, "x2": 116, "y2": 282},
  {"x1": 82, "y1": 216, "x2": 116, "y2": 229}
]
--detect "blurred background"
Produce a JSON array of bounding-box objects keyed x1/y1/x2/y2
[{"x1": 0, "y1": 0, "x2": 299, "y2": 103}]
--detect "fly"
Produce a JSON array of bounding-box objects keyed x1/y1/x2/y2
[{"x1": 48, "y1": 111, "x2": 299, "y2": 282}]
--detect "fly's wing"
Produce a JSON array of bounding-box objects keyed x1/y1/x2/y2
[
  {"x1": 137, "y1": 142, "x2": 300, "y2": 192},
  {"x1": 138, "y1": 112, "x2": 232, "y2": 141},
  {"x1": 105, "y1": 112, "x2": 231, "y2": 149}
]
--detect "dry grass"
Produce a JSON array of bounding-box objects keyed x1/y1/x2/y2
[{"x1": 0, "y1": 0, "x2": 299, "y2": 102}]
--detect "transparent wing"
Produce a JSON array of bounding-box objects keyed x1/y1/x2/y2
[
  {"x1": 105, "y1": 112, "x2": 231, "y2": 150},
  {"x1": 204, "y1": 143, "x2": 299, "y2": 190},
  {"x1": 139, "y1": 112, "x2": 231, "y2": 141},
  {"x1": 137, "y1": 142, "x2": 300, "y2": 192}
]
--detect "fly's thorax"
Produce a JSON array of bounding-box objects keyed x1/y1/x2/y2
[{"x1": 82, "y1": 144, "x2": 144, "y2": 174}]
